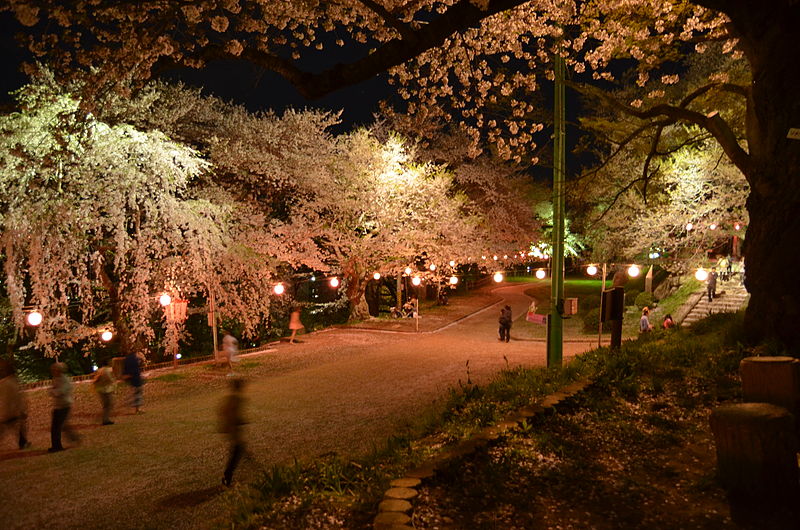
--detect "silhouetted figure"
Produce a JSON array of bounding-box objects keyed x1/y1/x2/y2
[
  {"x1": 0, "y1": 359, "x2": 30, "y2": 450},
  {"x1": 498, "y1": 305, "x2": 512, "y2": 342},
  {"x1": 707, "y1": 267, "x2": 718, "y2": 302},
  {"x1": 218, "y1": 377, "x2": 247, "y2": 486},
  {"x1": 92, "y1": 359, "x2": 116, "y2": 425},
  {"x1": 288, "y1": 307, "x2": 304, "y2": 344},
  {"x1": 122, "y1": 352, "x2": 144, "y2": 413},
  {"x1": 49, "y1": 362, "x2": 79, "y2": 452}
]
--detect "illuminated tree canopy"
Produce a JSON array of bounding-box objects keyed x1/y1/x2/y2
[{"x1": 4, "y1": 0, "x2": 800, "y2": 348}]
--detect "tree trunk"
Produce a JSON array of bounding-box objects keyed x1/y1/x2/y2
[
  {"x1": 343, "y1": 266, "x2": 370, "y2": 321},
  {"x1": 721, "y1": 3, "x2": 800, "y2": 350}
]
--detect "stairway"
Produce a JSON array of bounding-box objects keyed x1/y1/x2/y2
[{"x1": 680, "y1": 280, "x2": 750, "y2": 326}]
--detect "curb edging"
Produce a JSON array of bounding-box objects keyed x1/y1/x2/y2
[{"x1": 372, "y1": 378, "x2": 592, "y2": 529}]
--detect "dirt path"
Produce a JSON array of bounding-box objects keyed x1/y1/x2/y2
[{"x1": 0, "y1": 282, "x2": 596, "y2": 529}]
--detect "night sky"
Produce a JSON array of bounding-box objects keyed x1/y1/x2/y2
[{"x1": 0, "y1": 11, "x2": 390, "y2": 132}]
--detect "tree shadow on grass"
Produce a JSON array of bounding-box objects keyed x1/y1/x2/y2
[{"x1": 158, "y1": 485, "x2": 226, "y2": 508}]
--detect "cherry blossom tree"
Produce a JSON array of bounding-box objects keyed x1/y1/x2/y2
[
  {"x1": 4, "y1": 0, "x2": 800, "y2": 347},
  {"x1": 285, "y1": 129, "x2": 484, "y2": 319},
  {"x1": 0, "y1": 77, "x2": 278, "y2": 357}
]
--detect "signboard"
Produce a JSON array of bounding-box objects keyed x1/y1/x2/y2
[{"x1": 526, "y1": 312, "x2": 547, "y2": 325}]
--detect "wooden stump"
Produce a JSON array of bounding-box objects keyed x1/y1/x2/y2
[
  {"x1": 740, "y1": 356, "x2": 800, "y2": 417},
  {"x1": 710, "y1": 403, "x2": 799, "y2": 498}
]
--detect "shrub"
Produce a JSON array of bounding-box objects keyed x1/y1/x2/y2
[
  {"x1": 625, "y1": 289, "x2": 641, "y2": 306},
  {"x1": 634, "y1": 291, "x2": 655, "y2": 310},
  {"x1": 583, "y1": 307, "x2": 611, "y2": 333}
]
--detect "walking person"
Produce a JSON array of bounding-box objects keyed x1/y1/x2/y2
[
  {"x1": 218, "y1": 377, "x2": 248, "y2": 486},
  {"x1": 122, "y1": 351, "x2": 144, "y2": 414},
  {"x1": 498, "y1": 305, "x2": 512, "y2": 342},
  {"x1": 707, "y1": 267, "x2": 718, "y2": 302},
  {"x1": 49, "y1": 362, "x2": 79, "y2": 452},
  {"x1": 222, "y1": 330, "x2": 239, "y2": 374},
  {"x1": 288, "y1": 306, "x2": 304, "y2": 344},
  {"x1": 0, "y1": 359, "x2": 31, "y2": 450},
  {"x1": 92, "y1": 359, "x2": 116, "y2": 425}
]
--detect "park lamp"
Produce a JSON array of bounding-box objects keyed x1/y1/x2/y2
[
  {"x1": 695, "y1": 268, "x2": 709, "y2": 281},
  {"x1": 273, "y1": 283, "x2": 285, "y2": 295},
  {"x1": 411, "y1": 276, "x2": 422, "y2": 286},
  {"x1": 159, "y1": 293, "x2": 172, "y2": 307},
  {"x1": 709, "y1": 223, "x2": 717, "y2": 230},
  {"x1": 734, "y1": 222, "x2": 742, "y2": 231},
  {"x1": 586, "y1": 265, "x2": 598, "y2": 276},
  {"x1": 373, "y1": 272, "x2": 381, "y2": 280},
  {"x1": 449, "y1": 275, "x2": 459, "y2": 285},
  {"x1": 100, "y1": 330, "x2": 113, "y2": 342},
  {"x1": 26, "y1": 310, "x2": 43, "y2": 327},
  {"x1": 329, "y1": 277, "x2": 340, "y2": 288},
  {"x1": 449, "y1": 260, "x2": 456, "y2": 267},
  {"x1": 404, "y1": 266, "x2": 413, "y2": 275},
  {"x1": 686, "y1": 222, "x2": 693, "y2": 231},
  {"x1": 429, "y1": 264, "x2": 436, "y2": 271},
  {"x1": 493, "y1": 271, "x2": 504, "y2": 283},
  {"x1": 535, "y1": 269, "x2": 547, "y2": 280},
  {"x1": 627, "y1": 264, "x2": 641, "y2": 278},
  {"x1": 493, "y1": 255, "x2": 498, "y2": 261}
]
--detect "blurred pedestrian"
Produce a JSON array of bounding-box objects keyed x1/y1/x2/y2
[
  {"x1": 122, "y1": 351, "x2": 144, "y2": 413},
  {"x1": 222, "y1": 331, "x2": 239, "y2": 374},
  {"x1": 0, "y1": 359, "x2": 30, "y2": 450},
  {"x1": 288, "y1": 306, "x2": 304, "y2": 344},
  {"x1": 218, "y1": 377, "x2": 248, "y2": 486},
  {"x1": 92, "y1": 359, "x2": 116, "y2": 425},
  {"x1": 49, "y1": 362, "x2": 79, "y2": 452},
  {"x1": 498, "y1": 305, "x2": 512, "y2": 342}
]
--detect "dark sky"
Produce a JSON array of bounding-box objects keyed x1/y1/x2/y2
[{"x1": 0, "y1": 12, "x2": 389, "y2": 131}]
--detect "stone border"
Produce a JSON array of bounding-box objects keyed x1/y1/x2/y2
[{"x1": 373, "y1": 379, "x2": 592, "y2": 529}]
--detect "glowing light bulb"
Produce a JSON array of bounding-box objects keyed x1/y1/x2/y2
[
  {"x1": 27, "y1": 311, "x2": 43, "y2": 326},
  {"x1": 586, "y1": 265, "x2": 598, "y2": 276},
  {"x1": 449, "y1": 260, "x2": 456, "y2": 267},
  {"x1": 709, "y1": 223, "x2": 717, "y2": 230},
  {"x1": 159, "y1": 293, "x2": 172, "y2": 306},
  {"x1": 429, "y1": 264, "x2": 436, "y2": 271},
  {"x1": 404, "y1": 267, "x2": 412, "y2": 275},
  {"x1": 273, "y1": 283, "x2": 285, "y2": 295},
  {"x1": 627, "y1": 265, "x2": 640, "y2": 278},
  {"x1": 411, "y1": 276, "x2": 422, "y2": 286},
  {"x1": 493, "y1": 272, "x2": 504, "y2": 283},
  {"x1": 100, "y1": 330, "x2": 113, "y2": 342},
  {"x1": 449, "y1": 276, "x2": 458, "y2": 285},
  {"x1": 373, "y1": 272, "x2": 381, "y2": 280},
  {"x1": 535, "y1": 269, "x2": 546, "y2": 280},
  {"x1": 686, "y1": 222, "x2": 693, "y2": 231},
  {"x1": 329, "y1": 277, "x2": 340, "y2": 288}
]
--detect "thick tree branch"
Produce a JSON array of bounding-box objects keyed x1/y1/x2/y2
[
  {"x1": 568, "y1": 81, "x2": 752, "y2": 177},
  {"x1": 355, "y1": 0, "x2": 415, "y2": 40},
  {"x1": 231, "y1": 0, "x2": 529, "y2": 99}
]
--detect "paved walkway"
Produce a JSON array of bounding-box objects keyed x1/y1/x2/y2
[{"x1": 0, "y1": 282, "x2": 597, "y2": 530}]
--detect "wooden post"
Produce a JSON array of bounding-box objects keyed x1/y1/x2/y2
[{"x1": 710, "y1": 402, "x2": 798, "y2": 498}]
